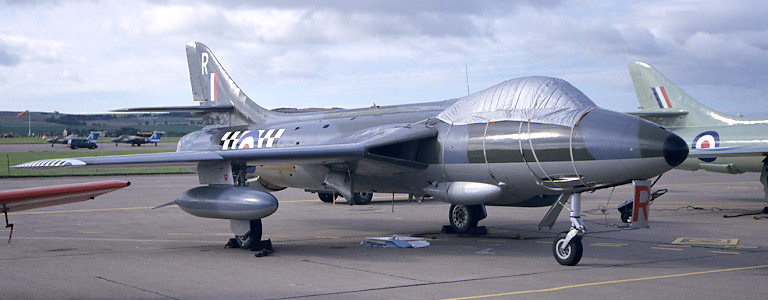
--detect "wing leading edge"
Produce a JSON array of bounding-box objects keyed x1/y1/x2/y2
[
  {"x1": 13, "y1": 124, "x2": 437, "y2": 173},
  {"x1": 689, "y1": 145, "x2": 768, "y2": 158}
]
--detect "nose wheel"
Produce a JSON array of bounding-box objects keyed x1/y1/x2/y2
[
  {"x1": 553, "y1": 232, "x2": 583, "y2": 266},
  {"x1": 543, "y1": 192, "x2": 587, "y2": 266}
]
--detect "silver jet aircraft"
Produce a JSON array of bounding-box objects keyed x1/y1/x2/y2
[
  {"x1": 14, "y1": 43, "x2": 689, "y2": 265},
  {"x1": 629, "y1": 62, "x2": 768, "y2": 209}
]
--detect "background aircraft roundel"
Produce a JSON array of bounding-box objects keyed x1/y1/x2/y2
[{"x1": 692, "y1": 131, "x2": 719, "y2": 162}]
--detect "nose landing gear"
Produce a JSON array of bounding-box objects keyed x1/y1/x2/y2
[
  {"x1": 553, "y1": 232, "x2": 583, "y2": 266},
  {"x1": 540, "y1": 192, "x2": 587, "y2": 266},
  {"x1": 553, "y1": 193, "x2": 587, "y2": 265}
]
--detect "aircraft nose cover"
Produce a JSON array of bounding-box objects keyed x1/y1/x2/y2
[
  {"x1": 663, "y1": 133, "x2": 688, "y2": 167},
  {"x1": 436, "y1": 76, "x2": 596, "y2": 126}
]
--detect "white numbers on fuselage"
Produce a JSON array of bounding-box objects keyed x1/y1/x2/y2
[{"x1": 221, "y1": 129, "x2": 286, "y2": 150}]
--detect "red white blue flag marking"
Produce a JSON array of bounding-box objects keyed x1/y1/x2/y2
[
  {"x1": 651, "y1": 86, "x2": 672, "y2": 108},
  {"x1": 209, "y1": 72, "x2": 218, "y2": 101}
]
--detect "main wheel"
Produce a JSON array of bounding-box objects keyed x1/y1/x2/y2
[
  {"x1": 352, "y1": 192, "x2": 373, "y2": 205},
  {"x1": 449, "y1": 204, "x2": 480, "y2": 233},
  {"x1": 553, "y1": 232, "x2": 583, "y2": 266},
  {"x1": 318, "y1": 192, "x2": 336, "y2": 203},
  {"x1": 236, "y1": 219, "x2": 263, "y2": 249}
]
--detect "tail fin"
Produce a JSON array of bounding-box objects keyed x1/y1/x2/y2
[
  {"x1": 149, "y1": 131, "x2": 164, "y2": 142},
  {"x1": 628, "y1": 62, "x2": 735, "y2": 127},
  {"x1": 86, "y1": 132, "x2": 101, "y2": 142},
  {"x1": 186, "y1": 42, "x2": 277, "y2": 125}
]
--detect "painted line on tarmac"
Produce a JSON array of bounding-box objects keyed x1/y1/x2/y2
[
  {"x1": 442, "y1": 264, "x2": 768, "y2": 300},
  {"x1": 672, "y1": 237, "x2": 739, "y2": 246},
  {"x1": 651, "y1": 247, "x2": 684, "y2": 251},
  {"x1": 591, "y1": 243, "x2": 628, "y2": 247},
  {"x1": 710, "y1": 250, "x2": 740, "y2": 255},
  {"x1": 725, "y1": 245, "x2": 758, "y2": 249}
]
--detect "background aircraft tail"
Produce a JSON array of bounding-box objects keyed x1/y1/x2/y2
[
  {"x1": 149, "y1": 131, "x2": 164, "y2": 142},
  {"x1": 86, "y1": 132, "x2": 101, "y2": 142},
  {"x1": 628, "y1": 62, "x2": 734, "y2": 127},
  {"x1": 186, "y1": 42, "x2": 277, "y2": 125}
]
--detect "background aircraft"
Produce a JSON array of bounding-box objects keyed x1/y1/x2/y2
[
  {"x1": 628, "y1": 62, "x2": 768, "y2": 209},
  {"x1": 47, "y1": 131, "x2": 101, "y2": 147},
  {"x1": 13, "y1": 43, "x2": 688, "y2": 266},
  {"x1": 111, "y1": 131, "x2": 164, "y2": 146},
  {"x1": 0, "y1": 180, "x2": 130, "y2": 242}
]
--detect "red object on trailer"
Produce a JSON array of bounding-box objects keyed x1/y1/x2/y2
[{"x1": 0, "y1": 180, "x2": 130, "y2": 242}]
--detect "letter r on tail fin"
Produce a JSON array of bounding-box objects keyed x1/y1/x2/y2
[{"x1": 185, "y1": 42, "x2": 277, "y2": 125}]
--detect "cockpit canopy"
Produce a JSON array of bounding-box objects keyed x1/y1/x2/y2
[{"x1": 437, "y1": 76, "x2": 597, "y2": 127}]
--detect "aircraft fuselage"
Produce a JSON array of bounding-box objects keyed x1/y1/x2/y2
[{"x1": 179, "y1": 104, "x2": 686, "y2": 207}]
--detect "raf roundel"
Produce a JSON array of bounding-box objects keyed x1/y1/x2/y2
[{"x1": 692, "y1": 131, "x2": 719, "y2": 162}]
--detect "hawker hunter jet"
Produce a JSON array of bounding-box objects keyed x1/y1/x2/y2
[
  {"x1": 14, "y1": 43, "x2": 688, "y2": 265},
  {"x1": 47, "y1": 131, "x2": 101, "y2": 147},
  {"x1": 629, "y1": 62, "x2": 768, "y2": 209},
  {"x1": 111, "y1": 131, "x2": 164, "y2": 146}
]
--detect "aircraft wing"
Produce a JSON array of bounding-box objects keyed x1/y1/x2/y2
[
  {"x1": 13, "y1": 124, "x2": 437, "y2": 173},
  {"x1": 689, "y1": 146, "x2": 768, "y2": 158},
  {"x1": 112, "y1": 105, "x2": 234, "y2": 113},
  {"x1": 627, "y1": 110, "x2": 688, "y2": 118},
  {"x1": 0, "y1": 180, "x2": 130, "y2": 213}
]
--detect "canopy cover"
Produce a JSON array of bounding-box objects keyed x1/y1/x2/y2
[{"x1": 437, "y1": 76, "x2": 597, "y2": 127}]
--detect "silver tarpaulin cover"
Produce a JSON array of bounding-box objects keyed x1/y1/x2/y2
[{"x1": 436, "y1": 76, "x2": 597, "y2": 127}]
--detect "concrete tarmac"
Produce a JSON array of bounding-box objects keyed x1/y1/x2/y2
[{"x1": 1, "y1": 169, "x2": 767, "y2": 299}]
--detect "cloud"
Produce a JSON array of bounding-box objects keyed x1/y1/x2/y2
[
  {"x1": 0, "y1": 35, "x2": 63, "y2": 64},
  {"x1": 0, "y1": 0, "x2": 766, "y2": 116},
  {"x1": 0, "y1": 47, "x2": 21, "y2": 67}
]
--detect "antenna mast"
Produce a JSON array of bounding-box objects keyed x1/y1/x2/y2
[{"x1": 465, "y1": 65, "x2": 470, "y2": 96}]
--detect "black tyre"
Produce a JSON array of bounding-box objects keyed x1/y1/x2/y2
[
  {"x1": 248, "y1": 219, "x2": 263, "y2": 242},
  {"x1": 449, "y1": 204, "x2": 479, "y2": 233},
  {"x1": 318, "y1": 192, "x2": 336, "y2": 203},
  {"x1": 235, "y1": 219, "x2": 263, "y2": 250},
  {"x1": 620, "y1": 212, "x2": 631, "y2": 223},
  {"x1": 352, "y1": 192, "x2": 373, "y2": 205},
  {"x1": 553, "y1": 232, "x2": 583, "y2": 266}
]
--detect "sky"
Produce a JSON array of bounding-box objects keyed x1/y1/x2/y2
[{"x1": 0, "y1": 0, "x2": 766, "y2": 117}]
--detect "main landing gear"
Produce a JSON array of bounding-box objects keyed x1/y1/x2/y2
[
  {"x1": 317, "y1": 192, "x2": 373, "y2": 205},
  {"x1": 226, "y1": 219, "x2": 273, "y2": 256},
  {"x1": 445, "y1": 204, "x2": 488, "y2": 235}
]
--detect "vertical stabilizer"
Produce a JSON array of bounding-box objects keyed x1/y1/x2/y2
[
  {"x1": 628, "y1": 62, "x2": 734, "y2": 127},
  {"x1": 86, "y1": 132, "x2": 101, "y2": 142},
  {"x1": 186, "y1": 42, "x2": 277, "y2": 125},
  {"x1": 149, "y1": 131, "x2": 164, "y2": 142}
]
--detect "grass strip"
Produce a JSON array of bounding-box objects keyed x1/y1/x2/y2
[{"x1": 0, "y1": 149, "x2": 191, "y2": 177}]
